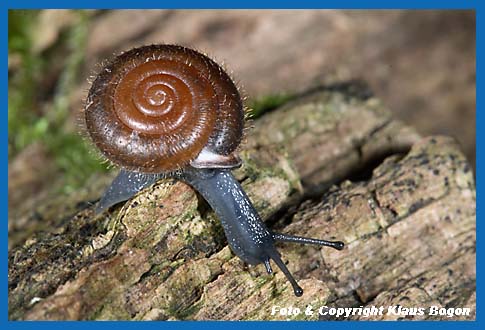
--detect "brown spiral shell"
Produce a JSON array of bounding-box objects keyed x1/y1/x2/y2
[{"x1": 84, "y1": 44, "x2": 244, "y2": 173}]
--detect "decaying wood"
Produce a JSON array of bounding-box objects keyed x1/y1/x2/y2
[{"x1": 8, "y1": 84, "x2": 475, "y2": 320}]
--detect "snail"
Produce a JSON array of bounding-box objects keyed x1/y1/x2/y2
[{"x1": 84, "y1": 44, "x2": 344, "y2": 296}]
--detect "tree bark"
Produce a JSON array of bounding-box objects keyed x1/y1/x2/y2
[{"x1": 8, "y1": 83, "x2": 475, "y2": 320}]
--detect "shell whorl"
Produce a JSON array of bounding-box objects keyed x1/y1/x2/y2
[{"x1": 84, "y1": 44, "x2": 244, "y2": 173}]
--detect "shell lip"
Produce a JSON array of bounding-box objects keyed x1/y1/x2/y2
[{"x1": 190, "y1": 147, "x2": 242, "y2": 169}]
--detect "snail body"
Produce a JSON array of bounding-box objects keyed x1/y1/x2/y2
[{"x1": 85, "y1": 45, "x2": 344, "y2": 296}]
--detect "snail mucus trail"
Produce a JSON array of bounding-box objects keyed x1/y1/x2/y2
[{"x1": 84, "y1": 44, "x2": 344, "y2": 297}]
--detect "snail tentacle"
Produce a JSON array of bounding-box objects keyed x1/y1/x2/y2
[{"x1": 272, "y1": 233, "x2": 345, "y2": 251}]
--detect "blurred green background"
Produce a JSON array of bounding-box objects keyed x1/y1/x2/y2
[{"x1": 9, "y1": 10, "x2": 105, "y2": 193}]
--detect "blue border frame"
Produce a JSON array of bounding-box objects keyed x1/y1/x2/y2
[
  {"x1": 4, "y1": 1, "x2": 480, "y2": 328},
  {"x1": 3, "y1": 1, "x2": 480, "y2": 9}
]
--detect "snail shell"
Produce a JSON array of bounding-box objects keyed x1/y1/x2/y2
[{"x1": 84, "y1": 44, "x2": 245, "y2": 173}]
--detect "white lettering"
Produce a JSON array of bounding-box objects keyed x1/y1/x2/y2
[{"x1": 429, "y1": 306, "x2": 471, "y2": 318}]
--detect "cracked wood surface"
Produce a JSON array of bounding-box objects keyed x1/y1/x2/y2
[{"x1": 8, "y1": 85, "x2": 475, "y2": 320}]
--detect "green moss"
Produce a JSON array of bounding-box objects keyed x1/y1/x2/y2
[
  {"x1": 270, "y1": 283, "x2": 285, "y2": 299},
  {"x1": 249, "y1": 93, "x2": 293, "y2": 118},
  {"x1": 170, "y1": 302, "x2": 202, "y2": 320},
  {"x1": 48, "y1": 133, "x2": 107, "y2": 193},
  {"x1": 9, "y1": 10, "x2": 108, "y2": 192},
  {"x1": 8, "y1": 10, "x2": 43, "y2": 156},
  {"x1": 254, "y1": 274, "x2": 271, "y2": 289},
  {"x1": 8, "y1": 11, "x2": 39, "y2": 52}
]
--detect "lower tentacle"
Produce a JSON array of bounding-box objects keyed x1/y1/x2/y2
[{"x1": 268, "y1": 250, "x2": 304, "y2": 297}]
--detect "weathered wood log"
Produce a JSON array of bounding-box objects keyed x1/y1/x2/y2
[{"x1": 8, "y1": 84, "x2": 475, "y2": 320}]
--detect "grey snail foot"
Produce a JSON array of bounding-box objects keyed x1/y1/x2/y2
[{"x1": 95, "y1": 170, "x2": 163, "y2": 214}]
